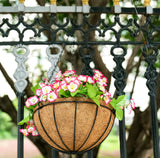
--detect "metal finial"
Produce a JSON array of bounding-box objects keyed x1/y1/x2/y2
[
  {"x1": 113, "y1": 0, "x2": 120, "y2": 6},
  {"x1": 144, "y1": 0, "x2": 151, "y2": 6},
  {"x1": 19, "y1": 0, "x2": 25, "y2": 3},
  {"x1": 50, "y1": 0, "x2": 57, "y2": 5},
  {"x1": 82, "y1": 0, "x2": 89, "y2": 5},
  {"x1": 113, "y1": 0, "x2": 121, "y2": 13}
]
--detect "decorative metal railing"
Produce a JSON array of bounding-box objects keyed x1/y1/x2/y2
[{"x1": 0, "y1": 0, "x2": 160, "y2": 158}]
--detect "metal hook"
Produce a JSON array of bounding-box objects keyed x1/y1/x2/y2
[{"x1": 46, "y1": 44, "x2": 63, "y2": 83}]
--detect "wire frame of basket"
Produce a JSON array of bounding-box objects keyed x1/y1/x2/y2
[{"x1": 33, "y1": 97, "x2": 115, "y2": 154}]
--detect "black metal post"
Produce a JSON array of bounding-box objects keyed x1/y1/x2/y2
[
  {"x1": 87, "y1": 150, "x2": 93, "y2": 158},
  {"x1": 111, "y1": 45, "x2": 127, "y2": 158},
  {"x1": 143, "y1": 48, "x2": 160, "y2": 158},
  {"x1": 52, "y1": 149, "x2": 59, "y2": 158},
  {"x1": 119, "y1": 114, "x2": 127, "y2": 158},
  {"x1": 150, "y1": 95, "x2": 160, "y2": 158},
  {"x1": 17, "y1": 92, "x2": 25, "y2": 158}
]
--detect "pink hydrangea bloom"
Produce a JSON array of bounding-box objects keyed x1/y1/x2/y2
[
  {"x1": 28, "y1": 96, "x2": 39, "y2": 105},
  {"x1": 67, "y1": 81, "x2": 79, "y2": 92},
  {"x1": 42, "y1": 86, "x2": 52, "y2": 95},
  {"x1": 47, "y1": 91, "x2": 58, "y2": 102}
]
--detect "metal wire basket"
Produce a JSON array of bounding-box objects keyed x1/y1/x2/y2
[{"x1": 33, "y1": 97, "x2": 115, "y2": 154}]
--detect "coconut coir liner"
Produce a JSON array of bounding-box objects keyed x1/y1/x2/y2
[{"x1": 33, "y1": 97, "x2": 115, "y2": 153}]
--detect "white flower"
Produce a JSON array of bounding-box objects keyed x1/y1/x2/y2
[
  {"x1": 47, "y1": 92, "x2": 58, "y2": 102},
  {"x1": 67, "y1": 82, "x2": 79, "y2": 92},
  {"x1": 28, "y1": 96, "x2": 39, "y2": 105},
  {"x1": 42, "y1": 86, "x2": 52, "y2": 95}
]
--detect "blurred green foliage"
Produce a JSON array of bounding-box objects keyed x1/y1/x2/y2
[{"x1": 0, "y1": 110, "x2": 17, "y2": 139}]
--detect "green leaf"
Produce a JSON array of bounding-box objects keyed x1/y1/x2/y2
[
  {"x1": 110, "y1": 95, "x2": 127, "y2": 109},
  {"x1": 91, "y1": 97, "x2": 100, "y2": 107},
  {"x1": 59, "y1": 89, "x2": 70, "y2": 97},
  {"x1": 110, "y1": 95, "x2": 127, "y2": 120},
  {"x1": 110, "y1": 98, "x2": 117, "y2": 109},
  {"x1": 71, "y1": 90, "x2": 78, "y2": 97},
  {"x1": 31, "y1": 84, "x2": 41, "y2": 95},
  {"x1": 116, "y1": 95, "x2": 127, "y2": 107},
  {"x1": 86, "y1": 84, "x2": 97, "y2": 98},
  {"x1": 18, "y1": 116, "x2": 30, "y2": 125},
  {"x1": 115, "y1": 108, "x2": 123, "y2": 121}
]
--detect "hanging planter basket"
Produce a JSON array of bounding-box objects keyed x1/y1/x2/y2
[{"x1": 33, "y1": 97, "x2": 115, "y2": 154}]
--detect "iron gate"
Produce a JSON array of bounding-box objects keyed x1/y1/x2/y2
[{"x1": 0, "y1": 0, "x2": 160, "y2": 158}]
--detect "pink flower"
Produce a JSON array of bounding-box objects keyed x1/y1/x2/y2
[
  {"x1": 52, "y1": 81, "x2": 60, "y2": 90},
  {"x1": 27, "y1": 126, "x2": 35, "y2": 133},
  {"x1": 63, "y1": 70, "x2": 76, "y2": 77},
  {"x1": 44, "y1": 78, "x2": 50, "y2": 85},
  {"x1": 67, "y1": 81, "x2": 79, "y2": 92},
  {"x1": 39, "y1": 82, "x2": 46, "y2": 88},
  {"x1": 98, "y1": 85, "x2": 106, "y2": 93},
  {"x1": 61, "y1": 83, "x2": 68, "y2": 91},
  {"x1": 25, "y1": 99, "x2": 31, "y2": 108},
  {"x1": 77, "y1": 75, "x2": 87, "y2": 82},
  {"x1": 42, "y1": 86, "x2": 52, "y2": 95},
  {"x1": 130, "y1": 98, "x2": 135, "y2": 109},
  {"x1": 47, "y1": 91, "x2": 58, "y2": 102},
  {"x1": 55, "y1": 70, "x2": 63, "y2": 81},
  {"x1": 28, "y1": 96, "x2": 39, "y2": 105},
  {"x1": 74, "y1": 79, "x2": 81, "y2": 85},
  {"x1": 64, "y1": 77, "x2": 77, "y2": 83},
  {"x1": 94, "y1": 69, "x2": 103, "y2": 78},
  {"x1": 104, "y1": 92, "x2": 111, "y2": 97},
  {"x1": 104, "y1": 95, "x2": 111, "y2": 104},
  {"x1": 36, "y1": 89, "x2": 42, "y2": 96},
  {"x1": 27, "y1": 120, "x2": 34, "y2": 126},
  {"x1": 19, "y1": 129, "x2": 29, "y2": 136},
  {"x1": 32, "y1": 129, "x2": 39, "y2": 136},
  {"x1": 97, "y1": 77, "x2": 108, "y2": 86},
  {"x1": 87, "y1": 76, "x2": 95, "y2": 84},
  {"x1": 39, "y1": 95, "x2": 47, "y2": 102}
]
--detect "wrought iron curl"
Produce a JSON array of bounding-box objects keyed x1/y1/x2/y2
[
  {"x1": 142, "y1": 46, "x2": 158, "y2": 96},
  {"x1": 111, "y1": 45, "x2": 127, "y2": 96},
  {"x1": 78, "y1": 45, "x2": 94, "y2": 77}
]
